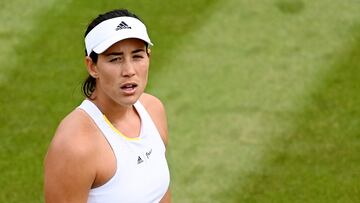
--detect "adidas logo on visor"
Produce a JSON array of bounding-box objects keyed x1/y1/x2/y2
[{"x1": 116, "y1": 21, "x2": 131, "y2": 31}]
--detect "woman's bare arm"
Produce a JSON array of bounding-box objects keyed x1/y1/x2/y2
[{"x1": 44, "y1": 110, "x2": 97, "y2": 203}]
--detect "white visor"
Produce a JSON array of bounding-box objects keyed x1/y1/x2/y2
[{"x1": 85, "y1": 16, "x2": 153, "y2": 56}]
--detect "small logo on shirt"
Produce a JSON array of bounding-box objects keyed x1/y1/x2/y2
[
  {"x1": 116, "y1": 21, "x2": 131, "y2": 31},
  {"x1": 137, "y1": 149, "x2": 153, "y2": 164},
  {"x1": 146, "y1": 149, "x2": 152, "y2": 159},
  {"x1": 137, "y1": 156, "x2": 144, "y2": 164}
]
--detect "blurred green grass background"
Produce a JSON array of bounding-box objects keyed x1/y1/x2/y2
[{"x1": 1, "y1": 0, "x2": 360, "y2": 202}]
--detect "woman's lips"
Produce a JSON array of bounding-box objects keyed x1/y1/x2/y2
[{"x1": 120, "y1": 83, "x2": 138, "y2": 95}]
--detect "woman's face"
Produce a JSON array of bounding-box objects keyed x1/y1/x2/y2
[{"x1": 89, "y1": 38, "x2": 150, "y2": 107}]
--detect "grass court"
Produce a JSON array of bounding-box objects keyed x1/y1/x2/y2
[{"x1": 1, "y1": 0, "x2": 360, "y2": 202}]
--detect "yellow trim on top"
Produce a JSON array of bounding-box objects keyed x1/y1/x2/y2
[{"x1": 103, "y1": 115, "x2": 141, "y2": 141}]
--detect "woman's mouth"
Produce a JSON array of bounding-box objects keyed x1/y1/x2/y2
[{"x1": 120, "y1": 83, "x2": 138, "y2": 94}]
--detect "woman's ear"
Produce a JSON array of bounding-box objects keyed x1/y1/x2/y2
[
  {"x1": 85, "y1": 56, "x2": 99, "y2": 78},
  {"x1": 147, "y1": 48, "x2": 151, "y2": 57}
]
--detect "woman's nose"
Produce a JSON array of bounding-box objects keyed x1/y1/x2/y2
[{"x1": 121, "y1": 60, "x2": 136, "y2": 77}]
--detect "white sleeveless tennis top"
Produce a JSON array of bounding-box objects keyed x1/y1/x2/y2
[{"x1": 78, "y1": 100, "x2": 170, "y2": 203}]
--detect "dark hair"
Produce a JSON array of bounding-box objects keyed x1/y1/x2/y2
[{"x1": 82, "y1": 9, "x2": 142, "y2": 98}]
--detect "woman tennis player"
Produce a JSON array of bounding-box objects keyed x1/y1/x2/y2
[{"x1": 44, "y1": 9, "x2": 171, "y2": 203}]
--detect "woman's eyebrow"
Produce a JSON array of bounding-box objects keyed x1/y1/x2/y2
[
  {"x1": 104, "y1": 52, "x2": 124, "y2": 56},
  {"x1": 104, "y1": 48, "x2": 145, "y2": 56},
  {"x1": 132, "y1": 48, "x2": 146, "y2": 54}
]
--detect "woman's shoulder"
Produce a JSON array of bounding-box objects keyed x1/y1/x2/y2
[
  {"x1": 48, "y1": 108, "x2": 100, "y2": 158},
  {"x1": 139, "y1": 93, "x2": 167, "y2": 122},
  {"x1": 139, "y1": 93, "x2": 169, "y2": 146},
  {"x1": 139, "y1": 93, "x2": 165, "y2": 109},
  {"x1": 58, "y1": 108, "x2": 97, "y2": 138},
  {"x1": 44, "y1": 108, "x2": 99, "y2": 201}
]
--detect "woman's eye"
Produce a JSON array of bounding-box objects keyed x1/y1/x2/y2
[
  {"x1": 109, "y1": 57, "x2": 122, "y2": 62},
  {"x1": 133, "y1": 55, "x2": 144, "y2": 59}
]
